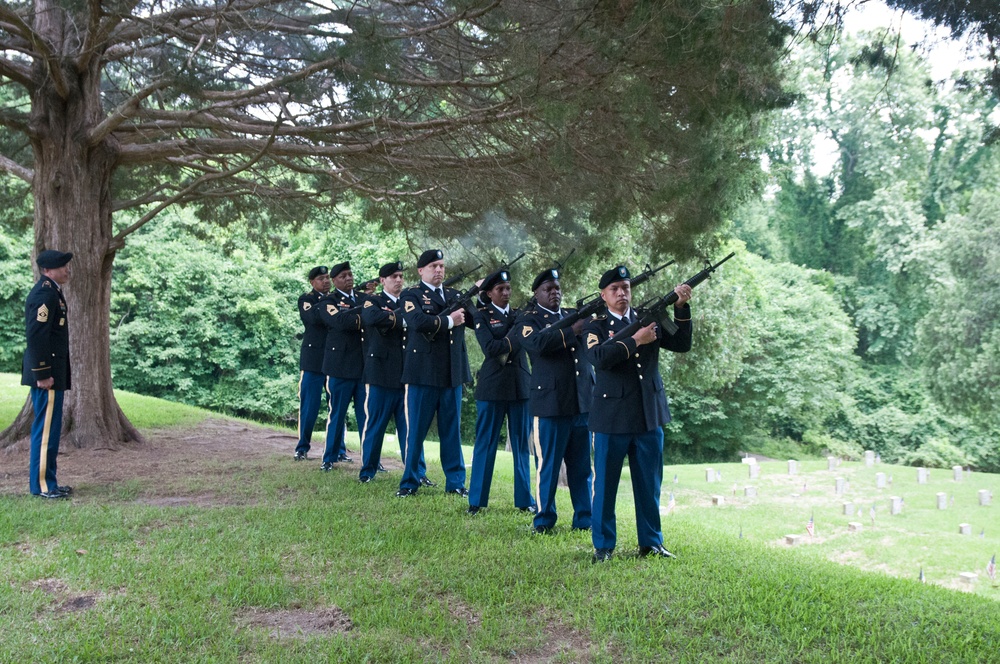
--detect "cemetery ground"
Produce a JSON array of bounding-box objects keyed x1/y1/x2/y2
[{"x1": 1, "y1": 373, "x2": 998, "y2": 662}]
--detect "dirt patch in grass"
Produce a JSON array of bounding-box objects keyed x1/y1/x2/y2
[
  {"x1": 238, "y1": 606, "x2": 354, "y2": 639},
  {"x1": 0, "y1": 417, "x2": 393, "y2": 501},
  {"x1": 29, "y1": 577, "x2": 104, "y2": 613},
  {"x1": 510, "y1": 619, "x2": 600, "y2": 663}
]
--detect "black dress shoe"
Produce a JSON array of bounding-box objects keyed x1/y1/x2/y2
[
  {"x1": 55, "y1": 485, "x2": 73, "y2": 496},
  {"x1": 320, "y1": 462, "x2": 334, "y2": 471},
  {"x1": 337, "y1": 453, "x2": 354, "y2": 462},
  {"x1": 35, "y1": 491, "x2": 69, "y2": 500},
  {"x1": 531, "y1": 525, "x2": 553, "y2": 535},
  {"x1": 571, "y1": 525, "x2": 591, "y2": 532},
  {"x1": 395, "y1": 487, "x2": 418, "y2": 498},
  {"x1": 638, "y1": 544, "x2": 676, "y2": 559},
  {"x1": 467, "y1": 506, "x2": 482, "y2": 515},
  {"x1": 377, "y1": 464, "x2": 388, "y2": 473},
  {"x1": 359, "y1": 476, "x2": 374, "y2": 484},
  {"x1": 419, "y1": 477, "x2": 437, "y2": 488},
  {"x1": 592, "y1": 548, "x2": 614, "y2": 564},
  {"x1": 518, "y1": 505, "x2": 538, "y2": 514},
  {"x1": 293, "y1": 451, "x2": 307, "y2": 461},
  {"x1": 446, "y1": 487, "x2": 469, "y2": 497}
]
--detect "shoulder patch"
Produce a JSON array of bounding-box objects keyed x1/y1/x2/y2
[
  {"x1": 587, "y1": 332, "x2": 599, "y2": 349},
  {"x1": 37, "y1": 303, "x2": 49, "y2": 323},
  {"x1": 521, "y1": 326, "x2": 532, "y2": 337},
  {"x1": 327, "y1": 304, "x2": 337, "y2": 316},
  {"x1": 404, "y1": 300, "x2": 416, "y2": 313},
  {"x1": 302, "y1": 302, "x2": 312, "y2": 311},
  {"x1": 363, "y1": 300, "x2": 373, "y2": 308}
]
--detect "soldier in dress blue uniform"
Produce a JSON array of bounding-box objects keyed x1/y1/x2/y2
[
  {"x1": 517, "y1": 268, "x2": 594, "y2": 533},
  {"x1": 467, "y1": 270, "x2": 535, "y2": 515},
  {"x1": 395, "y1": 249, "x2": 473, "y2": 498},
  {"x1": 294, "y1": 265, "x2": 331, "y2": 460},
  {"x1": 317, "y1": 262, "x2": 367, "y2": 470},
  {"x1": 22, "y1": 249, "x2": 74, "y2": 499},
  {"x1": 357, "y1": 261, "x2": 427, "y2": 483},
  {"x1": 584, "y1": 265, "x2": 692, "y2": 563}
]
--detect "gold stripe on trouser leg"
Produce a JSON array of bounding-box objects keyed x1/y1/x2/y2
[
  {"x1": 360, "y1": 385, "x2": 373, "y2": 450},
  {"x1": 532, "y1": 416, "x2": 543, "y2": 508},
  {"x1": 296, "y1": 371, "x2": 304, "y2": 437},
  {"x1": 39, "y1": 389, "x2": 55, "y2": 494},
  {"x1": 402, "y1": 384, "x2": 410, "y2": 466}
]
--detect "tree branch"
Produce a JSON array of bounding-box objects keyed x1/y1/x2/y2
[
  {"x1": 0, "y1": 3, "x2": 70, "y2": 98},
  {"x1": 0, "y1": 52, "x2": 33, "y2": 88},
  {"x1": 0, "y1": 153, "x2": 33, "y2": 183},
  {"x1": 88, "y1": 78, "x2": 172, "y2": 147}
]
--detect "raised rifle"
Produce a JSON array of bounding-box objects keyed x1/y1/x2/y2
[
  {"x1": 598, "y1": 252, "x2": 735, "y2": 345},
  {"x1": 441, "y1": 252, "x2": 526, "y2": 317},
  {"x1": 443, "y1": 263, "x2": 484, "y2": 289}
]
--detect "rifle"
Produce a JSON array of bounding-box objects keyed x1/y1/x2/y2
[
  {"x1": 443, "y1": 263, "x2": 484, "y2": 289},
  {"x1": 353, "y1": 276, "x2": 379, "y2": 296},
  {"x1": 574, "y1": 259, "x2": 675, "y2": 310},
  {"x1": 598, "y1": 252, "x2": 735, "y2": 344},
  {"x1": 441, "y1": 252, "x2": 526, "y2": 317}
]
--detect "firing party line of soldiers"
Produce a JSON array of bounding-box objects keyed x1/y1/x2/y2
[{"x1": 296, "y1": 248, "x2": 713, "y2": 564}]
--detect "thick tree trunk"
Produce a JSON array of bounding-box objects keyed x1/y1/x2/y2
[{"x1": 0, "y1": 2, "x2": 140, "y2": 449}]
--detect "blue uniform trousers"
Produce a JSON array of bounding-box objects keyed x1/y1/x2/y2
[
  {"x1": 591, "y1": 428, "x2": 664, "y2": 550},
  {"x1": 323, "y1": 377, "x2": 367, "y2": 464},
  {"x1": 469, "y1": 399, "x2": 534, "y2": 509},
  {"x1": 359, "y1": 385, "x2": 425, "y2": 480},
  {"x1": 296, "y1": 370, "x2": 328, "y2": 456},
  {"x1": 399, "y1": 384, "x2": 466, "y2": 492},
  {"x1": 531, "y1": 413, "x2": 593, "y2": 530},
  {"x1": 29, "y1": 388, "x2": 64, "y2": 495}
]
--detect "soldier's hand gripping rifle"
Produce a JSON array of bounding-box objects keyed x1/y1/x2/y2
[{"x1": 598, "y1": 252, "x2": 734, "y2": 344}]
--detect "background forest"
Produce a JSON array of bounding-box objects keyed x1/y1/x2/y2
[{"x1": 1, "y1": 31, "x2": 997, "y2": 471}]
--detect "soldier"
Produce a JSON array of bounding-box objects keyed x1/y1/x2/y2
[
  {"x1": 294, "y1": 265, "x2": 331, "y2": 461},
  {"x1": 395, "y1": 249, "x2": 472, "y2": 498},
  {"x1": 517, "y1": 268, "x2": 594, "y2": 534},
  {"x1": 584, "y1": 265, "x2": 692, "y2": 563},
  {"x1": 467, "y1": 269, "x2": 535, "y2": 515},
  {"x1": 317, "y1": 261, "x2": 367, "y2": 470},
  {"x1": 357, "y1": 261, "x2": 427, "y2": 483},
  {"x1": 22, "y1": 249, "x2": 74, "y2": 499}
]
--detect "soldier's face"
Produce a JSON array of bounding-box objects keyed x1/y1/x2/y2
[
  {"x1": 419, "y1": 260, "x2": 445, "y2": 287},
  {"x1": 311, "y1": 274, "x2": 331, "y2": 293},
  {"x1": 600, "y1": 280, "x2": 631, "y2": 315},
  {"x1": 535, "y1": 280, "x2": 561, "y2": 310},
  {"x1": 487, "y1": 283, "x2": 511, "y2": 308},
  {"x1": 333, "y1": 269, "x2": 354, "y2": 292},
  {"x1": 44, "y1": 265, "x2": 70, "y2": 285},
  {"x1": 381, "y1": 272, "x2": 404, "y2": 297}
]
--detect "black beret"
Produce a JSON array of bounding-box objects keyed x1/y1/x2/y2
[
  {"x1": 482, "y1": 270, "x2": 511, "y2": 293},
  {"x1": 36, "y1": 249, "x2": 73, "y2": 269},
  {"x1": 417, "y1": 249, "x2": 444, "y2": 268},
  {"x1": 329, "y1": 261, "x2": 351, "y2": 278},
  {"x1": 308, "y1": 265, "x2": 329, "y2": 280},
  {"x1": 599, "y1": 265, "x2": 631, "y2": 289},
  {"x1": 531, "y1": 268, "x2": 559, "y2": 292},
  {"x1": 379, "y1": 261, "x2": 404, "y2": 278}
]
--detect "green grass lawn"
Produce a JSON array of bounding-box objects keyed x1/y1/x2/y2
[{"x1": 1, "y1": 377, "x2": 998, "y2": 662}]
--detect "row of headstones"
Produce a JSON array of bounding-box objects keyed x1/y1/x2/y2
[
  {"x1": 737, "y1": 454, "x2": 973, "y2": 478},
  {"x1": 710, "y1": 464, "x2": 993, "y2": 500}
]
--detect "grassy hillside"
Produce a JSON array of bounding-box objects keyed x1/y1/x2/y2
[{"x1": 1, "y1": 378, "x2": 998, "y2": 662}]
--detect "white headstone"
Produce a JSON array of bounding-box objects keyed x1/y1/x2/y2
[
  {"x1": 864, "y1": 450, "x2": 875, "y2": 467},
  {"x1": 890, "y1": 496, "x2": 903, "y2": 515},
  {"x1": 712, "y1": 495, "x2": 725, "y2": 506},
  {"x1": 741, "y1": 456, "x2": 757, "y2": 465},
  {"x1": 917, "y1": 468, "x2": 928, "y2": 484},
  {"x1": 959, "y1": 572, "x2": 977, "y2": 585},
  {"x1": 835, "y1": 477, "x2": 846, "y2": 495},
  {"x1": 705, "y1": 468, "x2": 715, "y2": 483},
  {"x1": 848, "y1": 522, "x2": 863, "y2": 533},
  {"x1": 744, "y1": 486, "x2": 757, "y2": 497},
  {"x1": 749, "y1": 464, "x2": 760, "y2": 480},
  {"x1": 827, "y1": 456, "x2": 836, "y2": 471},
  {"x1": 953, "y1": 465, "x2": 964, "y2": 482},
  {"x1": 875, "y1": 472, "x2": 886, "y2": 489},
  {"x1": 785, "y1": 534, "x2": 802, "y2": 546},
  {"x1": 959, "y1": 523, "x2": 971, "y2": 535},
  {"x1": 937, "y1": 492, "x2": 948, "y2": 510},
  {"x1": 788, "y1": 460, "x2": 798, "y2": 476},
  {"x1": 978, "y1": 489, "x2": 991, "y2": 506},
  {"x1": 843, "y1": 502, "x2": 854, "y2": 515}
]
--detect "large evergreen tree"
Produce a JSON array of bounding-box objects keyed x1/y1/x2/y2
[{"x1": 0, "y1": 0, "x2": 789, "y2": 448}]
